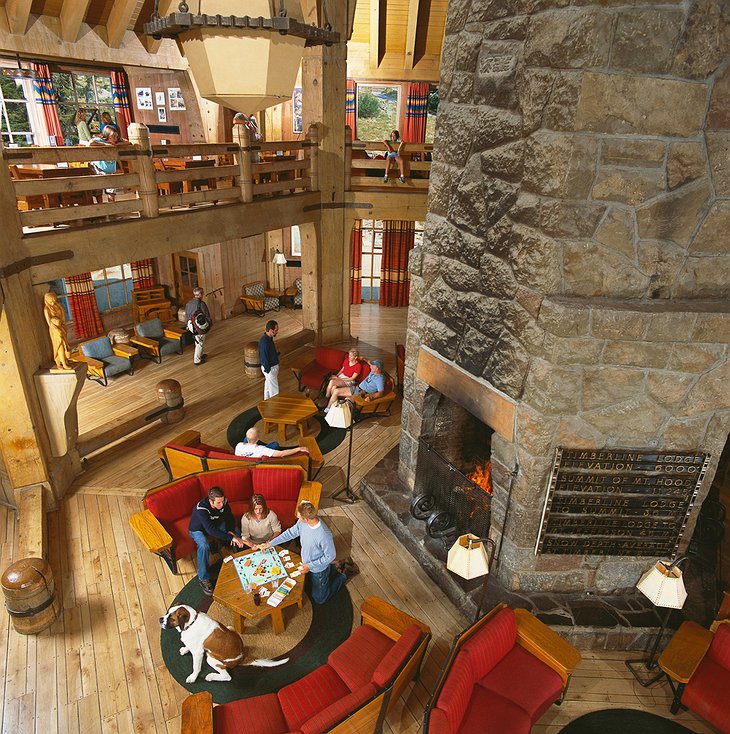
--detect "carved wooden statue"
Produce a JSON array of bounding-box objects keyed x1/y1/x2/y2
[{"x1": 43, "y1": 292, "x2": 74, "y2": 370}]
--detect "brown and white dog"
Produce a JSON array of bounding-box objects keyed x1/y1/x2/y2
[{"x1": 160, "y1": 604, "x2": 288, "y2": 683}]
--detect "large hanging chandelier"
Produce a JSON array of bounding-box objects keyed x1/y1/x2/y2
[{"x1": 144, "y1": 0, "x2": 339, "y2": 114}]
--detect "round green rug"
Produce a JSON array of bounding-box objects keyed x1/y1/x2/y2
[
  {"x1": 161, "y1": 568, "x2": 353, "y2": 703},
  {"x1": 227, "y1": 406, "x2": 345, "y2": 454},
  {"x1": 559, "y1": 709, "x2": 696, "y2": 733}
]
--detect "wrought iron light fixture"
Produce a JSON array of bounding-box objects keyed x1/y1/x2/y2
[
  {"x1": 1, "y1": 54, "x2": 37, "y2": 81},
  {"x1": 144, "y1": 1, "x2": 340, "y2": 113}
]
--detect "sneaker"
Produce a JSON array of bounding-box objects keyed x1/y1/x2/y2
[
  {"x1": 199, "y1": 578, "x2": 214, "y2": 596},
  {"x1": 399, "y1": 175, "x2": 406, "y2": 183},
  {"x1": 383, "y1": 175, "x2": 388, "y2": 183}
]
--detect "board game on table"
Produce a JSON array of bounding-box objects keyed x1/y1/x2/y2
[{"x1": 233, "y1": 547, "x2": 290, "y2": 591}]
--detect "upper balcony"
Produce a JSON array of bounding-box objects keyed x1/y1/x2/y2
[{"x1": 1, "y1": 125, "x2": 431, "y2": 284}]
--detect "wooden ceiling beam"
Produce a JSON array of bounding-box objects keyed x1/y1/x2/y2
[
  {"x1": 138, "y1": 0, "x2": 177, "y2": 54},
  {"x1": 5, "y1": 0, "x2": 32, "y2": 35},
  {"x1": 369, "y1": 0, "x2": 387, "y2": 69},
  {"x1": 405, "y1": 0, "x2": 431, "y2": 70},
  {"x1": 59, "y1": 0, "x2": 93, "y2": 43},
  {"x1": 106, "y1": 0, "x2": 137, "y2": 48}
]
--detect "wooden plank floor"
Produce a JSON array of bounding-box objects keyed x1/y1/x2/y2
[{"x1": 0, "y1": 304, "x2": 718, "y2": 733}]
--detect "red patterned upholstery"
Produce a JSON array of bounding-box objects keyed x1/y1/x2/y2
[
  {"x1": 252, "y1": 466, "x2": 302, "y2": 500},
  {"x1": 144, "y1": 476, "x2": 201, "y2": 522},
  {"x1": 166, "y1": 443, "x2": 206, "y2": 458},
  {"x1": 371, "y1": 625, "x2": 423, "y2": 688},
  {"x1": 460, "y1": 607, "x2": 516, "y2": 681},
  {"x1": 299, "y1": 684, "x2": 377, "y2": 734},
  {"x1": 295, "y1": 347, "x2": 348, "y2": 391},
  {"x1": 278, "y1": 664, "x2": 351, "y2": 731},
  {"x1": 682, "y1": 623, "x2": 730, "y2": 734},
  {"x1": 458, "y1": 686, "x2": 531, "y2": 734},
  {"x1": 213, "y1": 693, "x2": 290, "y2": 734},
  {"x1": 328, "y1": 624, "x2": 396, "y2": 691},
  {"x1": 434, "y1": 654, "x2": 474, "y2": 733},
  {"x1": 198, "y1": 469, "x2": 253, "y2": 504}
]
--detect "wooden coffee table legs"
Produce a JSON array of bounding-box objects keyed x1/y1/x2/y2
[
  {"x1": 231, "y1": 598, "x2": 304, "y2": 636},
  {"x1": 263, "y1": 419, "x2": 311, "y2": 443}
]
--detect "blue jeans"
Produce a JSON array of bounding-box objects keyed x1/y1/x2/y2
[
  {"x1": 190, "y1": 522, "x2": 240, "y2": 581},
  {"x1": 307, "y1": 564, "x2": 346, "y2": 605}
]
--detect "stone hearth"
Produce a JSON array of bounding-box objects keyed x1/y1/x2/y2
[{"x1": 362, "y1": 447, "x2": 711, "y2": 651}]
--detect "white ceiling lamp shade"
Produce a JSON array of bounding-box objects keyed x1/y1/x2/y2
[{"x1": 144, "y1": 1, "x2": 339, "y2": 115}]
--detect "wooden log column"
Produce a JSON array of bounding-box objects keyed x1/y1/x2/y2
[
  {"x1": 300, "y1": 0, "x2": 350, "y2": 344},
  {"x1": 0, "y1": 142, "x2": 59, "y2": 508}
]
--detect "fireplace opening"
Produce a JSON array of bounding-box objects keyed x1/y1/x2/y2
[{"x1": 410, "y1": 391, "x2": 494, "y2": 541}]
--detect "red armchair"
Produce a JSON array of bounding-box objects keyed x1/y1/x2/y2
[
  {"x1": 291, "y1": 346, "x2": 349, "y2": 393},
  {"x1": 424, "y1": 604, "x2": 581, "y2": 734},
  {"x1": 659, "y1": 620, "x2": 730, "y2": 733}
]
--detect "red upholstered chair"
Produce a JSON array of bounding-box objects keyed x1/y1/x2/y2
[
  {"x1": 423, "y1": 604, "x2": 581, "y2": 734},
  {"x1": 659, "y1": 620, "x2": 730, "y2": 733},
  {"x1": 291, "y1": 346, "x2": 348, "y2": 394}
]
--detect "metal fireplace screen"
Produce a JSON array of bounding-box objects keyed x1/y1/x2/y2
[{"x1": 411, "y1": 438, "x2": 491, "y2": 539}]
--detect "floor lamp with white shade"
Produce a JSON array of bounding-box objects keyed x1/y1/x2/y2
[
  {"x1": 625, "y1": 557, "x2": 688, "y2": 687},
  {"x1": 447, "y1": 533, "x2": 497, "y2": 623},
  {"x1": 272, "y1": 250, "x2": 288, "y2": 291},
  {"x1": 325, "y1": 399, "x2": 359, "y2": 504}
]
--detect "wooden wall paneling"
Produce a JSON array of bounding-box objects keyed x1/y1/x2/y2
[
  {"x1": 220, "y1": 235, "x2": 266, "y2": 318},
  {"x1": 122, "y1": 67, "x2": 205, "y2": 145},
  {"x1": 194, "y1": 243, "x2": 224, "y2": 322}
]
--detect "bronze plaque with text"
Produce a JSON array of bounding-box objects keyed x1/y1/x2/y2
[{"x1": 536, "y1": 448, "x2": 710, "y2": 556}]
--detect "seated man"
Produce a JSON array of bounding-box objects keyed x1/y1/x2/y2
[
  {"x1": 325, "y1": 359, "x2": 386, "y2": 412},
  {"x1": 188, "y1": 486, "x2": 246, "y2": 595},
  {"x1": 234, "y1": 427, "x2": 309, "y2": 459},
  {"x1": 259, "y1": 501, "x2": 358, "y2": 604}
]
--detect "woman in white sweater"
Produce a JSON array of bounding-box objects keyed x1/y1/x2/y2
[{"x1": 240, "y1": 494, "x2": 281, "y2": 548}]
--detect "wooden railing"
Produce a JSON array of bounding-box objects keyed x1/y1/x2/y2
[
  {"x1": 2, "y1": 122, "x2": 318, "y2": 232},
  {"x1": 345, "y1": 126, "x2": 432, "y2": 190}
]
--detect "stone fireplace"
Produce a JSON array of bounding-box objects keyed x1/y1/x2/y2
[{"x1": 363, "y1": 0, "x2": 730, "y2": 644}]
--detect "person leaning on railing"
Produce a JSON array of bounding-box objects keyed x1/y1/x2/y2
[{"x1": 89, "y1": 127, "x2": 123, "y2": 201}]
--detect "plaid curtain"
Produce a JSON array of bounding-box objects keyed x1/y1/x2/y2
[
  {"x1": 131, "y1": 260, "x2": 155, "y2": 289},
  {"x1": 379, "y1": 221, "x2": 414, "y2": 307},
  {"x1": 402, "y1": 82, "x2": 429, "y2": 144},
  {"x1": 66, "y1": 273, "x2": 103, "y2": 339},
  {"x1": 350, "y1": 220, "x2": 363, "y2": 305},
  {"x1": 345, "y1": 79, "x2": 356, "y2": 132},
  {"x1": 31, "y1": 63, "x2": 64, "y2": 144},
  {"x1": 111, "y1": 71, "x2": 132, "y2": 139}
]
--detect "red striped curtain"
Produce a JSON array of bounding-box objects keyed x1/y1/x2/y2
[
  {"x1": 379, "y1": 221, "x2": 414, "y2": 307},
  {"x1": 350, "y1": 220, "x2": 363, "y2": 305},
  {"x1": 402, "y1": 82, "x2": 429, "y2": 144},
  {"x1": 111, "y1": 71, "x2": 132, "y2": 139},
  {"x1": 31, "y1": 63, "x2": 64, "y2": 144},
  {"x1": 345, "y1": 79, "x2": 356, "y2": 133},
  {"x1": 66, "y1": 273, "x2": 103, "y2": 340},
  {"x1": 131, "y1": 260, "x2": 155, "y2": 289}
]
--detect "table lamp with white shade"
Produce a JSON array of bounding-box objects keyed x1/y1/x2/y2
[
  {"x1": 447, "y1": 533, "x2": 496, "y2": 623},
  {"x1": 625, "y1": 557, "x2": 688, "y2": 687}
]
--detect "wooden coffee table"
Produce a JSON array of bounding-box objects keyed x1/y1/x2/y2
[
  {"x1": 257, "y1": 392, "x2": 318, "y2": 443},
  {"x1": 213, "y1": 548, "x2": 304, "y2": 635}
]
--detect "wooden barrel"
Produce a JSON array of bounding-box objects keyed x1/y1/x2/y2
[
  {"x1": 157, "y1": 379, "x2": 185, "y2": 424},
  {"x1": 2, "y1": 557, "x2": 61, "y2": 634},
  {"x1": 244, "y1": 342, "x2": 261, "y2": 379}
]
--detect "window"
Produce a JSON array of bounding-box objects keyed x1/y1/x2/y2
[
  {"x1": 426, "y1": 86, "x2": 438, "y2": 144},
  {"x1": 356, "y1": 84, "x2": 399, "y2": 142},
  {"x1": 359, "y1": 219, "x2": 425, "y2": 302},
  {"x1": 51, "y1": 70, "x2": 115, "y2": 145},
  {"x1": 48, "y1": 279, "x2": 71, "y2": 322},
  {"x1": 0, "y1": 74, "x2": 35, "y2": 146},
  {"x1": 91, "y1": 264, "x2": 133, "y2": 312}
]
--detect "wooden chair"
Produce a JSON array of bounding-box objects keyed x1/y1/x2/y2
[
  {"x1": 240, "y1": 281, "x2": 279, "y2": 316},
  {"x1": 352, "y1": 372, "x2": 397, "y2": 419},
  {"x1": 130, "y1": 318, "x2": 185, "y2": 363},
  {"x1": 75, "y1": 336, "x2": 138, "y2": 386},
  {"x1": 153, "y1": 158, "x2": 183, "y2": 196}
]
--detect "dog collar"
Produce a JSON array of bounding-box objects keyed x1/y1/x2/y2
[{"x1": 183, "y1": 608, "x2": 198, "y2": 630}]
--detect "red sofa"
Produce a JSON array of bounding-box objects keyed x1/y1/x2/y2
[
  {"x1": 158, "y1": 429, "x2": 312, "y2": 480},
  {"x1": 129, "y1": 466, "x2": 321, "y2": 574},
  {"x1": 660, "y1": 620, "x2": 730, "y2": 733},
  {"x1": 291, "y1": 346, "x2": 350, "y2": 393},
  {"x1": 181, "y1": 596, "x2": 431, "y2": 734},
  {"x1": 424, "y1": 604, "x2": 581, "y2": 734}
]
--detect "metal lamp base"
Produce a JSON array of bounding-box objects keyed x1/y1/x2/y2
[{"x1": 625, "y1": 657, "x2": 665, "y2": 687}]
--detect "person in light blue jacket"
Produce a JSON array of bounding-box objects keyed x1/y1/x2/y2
[{"x1": 259, "y1": 501, "x2": 357, "y2": 604}]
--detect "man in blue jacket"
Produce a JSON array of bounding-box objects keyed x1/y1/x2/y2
[
  {"x1": 258, "y1": 319, "x2": 280, "y2": 399},
  {"x1": 259, "y1": 501, "x2": 358, "y2": 604},
  {"x1": 189, "y1": 486, "x2": 245, "y2": 595}
]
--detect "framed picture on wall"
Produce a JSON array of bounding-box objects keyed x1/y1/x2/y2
[
  {"x1": 136, "y1": 87, "x2": 153, "y2": 110},
  {"x1": 157, "y1": 107, "x2": 167, "y2": 123},
  {"x1": 168, "y1": 88, "x2": 186, "y2": 110},
  {"x1": 155, "y1": 91, "x2": 165, "y2": 106},
  {"x1": 292, "y1": 87, "x2": 302, "y2": 134},
  {"x1": 289, "y1": 225, "x2": 302, "y2": 258}
]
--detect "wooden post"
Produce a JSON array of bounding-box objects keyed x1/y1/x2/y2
[
  {"x1": 308, "y1": 123, "x2": 319, "y2": 192},
  {"x1": 233, "y1": 124, "x2": 254, "y2": 203},
  {"x1": 344, "y1": 125, "x2": 352, "y2": 192},
  {"x1": 127, "y1": 123, "x2": 159, "y2": 219}
]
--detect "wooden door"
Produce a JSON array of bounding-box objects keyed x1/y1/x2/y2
[{"x1": 173, "y1": 251, "x2": 200, "y2": 304}]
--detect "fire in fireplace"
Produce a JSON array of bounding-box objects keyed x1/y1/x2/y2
[{"x1": 467, "y1": 461, "x2": 493, "y2": 496}]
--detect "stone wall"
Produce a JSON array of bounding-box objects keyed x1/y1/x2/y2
[{"x1": 401, "y1": 0, "x2": 730, "y2": 593}]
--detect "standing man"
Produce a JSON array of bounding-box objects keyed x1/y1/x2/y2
[
  {"x1": 189, "y1": 486, "x2": 245, "y2": 595},
  {"x1": 259, "y1": 319, "x2": 280, "y2": 399},
  {"x1": 259, "y1": 501, "x2": 358, "y2": 604},
  {"x1": 184, "y1": 286, "x2": 211, "y2": 366}
]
